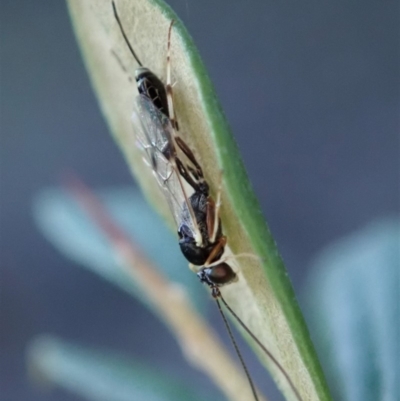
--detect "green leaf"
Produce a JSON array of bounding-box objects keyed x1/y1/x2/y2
[
  {"x1": 33, "y1": 187, "x2": 207, "y2": 312},
  {"x1": 305, "y1": 218, "x2": 399, "y2": 401},
  {"x1": 66, "y1": 0, "x2": 331, "y2": 399},
  {"x1": 28, "y1": 335, "x2": 214, "y2": 401}
]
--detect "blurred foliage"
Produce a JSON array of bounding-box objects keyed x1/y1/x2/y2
[
  {"x1": 28, "y1": 335, "x2": 213, "y2": 401},
  {"x1": 305, "y1": 218, "x2": 399, "y2": 401},
  {"x1": 33, "y1": 187, "x2": 207, "y2": 313},
  {"x1": 31, "y1": 186, "x2": 398, "y2": 400}
]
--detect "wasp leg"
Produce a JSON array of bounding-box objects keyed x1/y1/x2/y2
[
  {"x1": 206, "y1": 196, "x2": 217, "y2": 240},
  {"x1": 206, "y1": 252, "x2": 261, "y2": 270},
  {"x1": 175, "y1": 136, "x2": 204, "y2": 178},
  {"x1": 233, "y1": 253, "x2": 262, "y2": 262},
  {"x1": 175, "y1": 157, "x2": 200, "y2": 191},
  {"x1": 204, "y1": 236, "x2": 227, "y2": 267},
  {"x1": 209, "y1": 170, "x2": 223, "y2": 243},
  {"x1": 165, "y1": 20, "x2": 178, "y2": 131}
]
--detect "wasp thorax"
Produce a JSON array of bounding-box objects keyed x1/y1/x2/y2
[{"x1": 198, "y1": 263, "x2": 237, "y2": 287}]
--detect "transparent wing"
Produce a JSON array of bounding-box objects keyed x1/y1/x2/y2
[{"x1": 132, "y1": 94, "x2": 200, "y2": 238}]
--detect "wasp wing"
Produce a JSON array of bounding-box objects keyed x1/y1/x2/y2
[{"x1": 133, "y1": 94, "x2": 201, "y2": 240}]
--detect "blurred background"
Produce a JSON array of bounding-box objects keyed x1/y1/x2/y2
[{"x1": 1, "y1": 0, "x2": 398, "y2": 400}]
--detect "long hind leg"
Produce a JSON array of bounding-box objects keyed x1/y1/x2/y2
[
  {"x1": 163, "y1": 22, "x2": 204, "y2": 242},
  {"x1": 204, "y1": 170, "x2": 223, "y2": 245},
  {"x1": 165, "y1": 20, "x2": 178, "y2": 131}
]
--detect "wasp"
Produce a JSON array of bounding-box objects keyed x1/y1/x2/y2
[
  {"x1": 112, "y1": 2, "x2": 236, "y2": 291},
  {"x1": 112, "y1": 3, "x2": 302, "y2": 401}
]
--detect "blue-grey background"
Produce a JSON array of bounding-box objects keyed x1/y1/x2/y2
[{"x1": 1, "y1": 0, "x2": 398, "y2": 400}]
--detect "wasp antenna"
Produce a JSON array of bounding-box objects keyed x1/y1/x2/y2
[
  {"x1": 112, "y1": 1, "x2": 143, "y2": 66},
  {"x1": 219, "y1": 293, "x2": 304, "y2": 401},
  {"x1": 215, "y1": 298, "x2": 260, "y2": 401}
]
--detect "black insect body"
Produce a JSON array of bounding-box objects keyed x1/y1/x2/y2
[
  {"x1": 179, "y1": 184, "x2": 223, "y2": 266},
  {"x1": 112, "y1": 3, "x2": 303, "y2": 400},
  {"x1": 113, "y1": 2, "x2": 230, "y2": 282},
  {"x1": 112, "y1": 1, "x2": 174, "y2": 163},
  {"x1": 112, "y1": 3, "x2": 168, "y2": 114}
]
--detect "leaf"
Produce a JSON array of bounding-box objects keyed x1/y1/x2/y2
[
  {"x1": 34, "y1": 186, "x2": 265, "y2": 401},
  {"x1": 33, "y1": 187, "x2": 207, "y2": 312},
  {"x1": 28, "y1": 335, "x2": 214, "y2": 401},
  {"x1": 305, "y1": 218, "x2": 400, "y2": 401},
  {"x1": 66, "y1": 1, "x2": 331, "y2": 400}
]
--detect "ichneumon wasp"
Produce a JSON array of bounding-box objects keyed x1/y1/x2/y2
[{"x1": 112, "y1": 3, "x2": 303, "y2": 401}]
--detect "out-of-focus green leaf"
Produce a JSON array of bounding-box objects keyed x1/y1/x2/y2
[
  {"x1": 305, "y1": 218, "x2": 399, "y2": 401},
  {"x1": 28, "y1": 335, "x2": 214, "y2": 401},
  {"x1": 33, "y1": 187, "x2": 207, "y2": 312}
]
